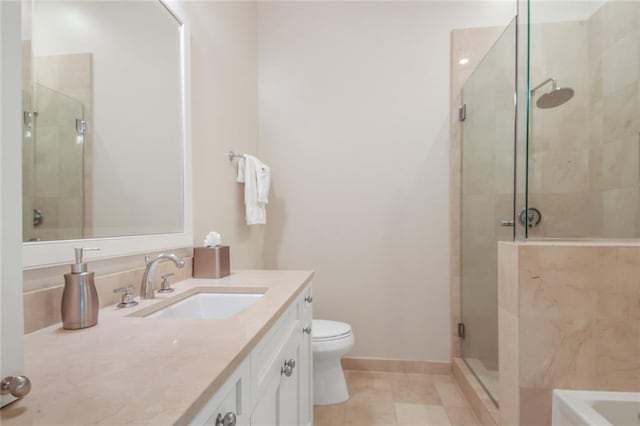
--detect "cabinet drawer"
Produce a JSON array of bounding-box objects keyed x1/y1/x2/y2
[{"x1": 189, "y1": 357, "x2": 250, "y2": 426}]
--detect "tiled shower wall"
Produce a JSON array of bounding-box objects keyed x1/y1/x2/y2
[
  {"x1": 498, "y1": 241, "x2": 640, "y2": 425},
  {"x1": 528, "y1": 1, "x2": 640, "y2": 238},
  {"x1": 587, "y1": 0, "x2": 640, "y2": 237}
]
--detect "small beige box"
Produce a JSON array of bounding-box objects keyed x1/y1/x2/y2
[{"x1": 193, "y1": 246, "x2": 230, "y2": 279}]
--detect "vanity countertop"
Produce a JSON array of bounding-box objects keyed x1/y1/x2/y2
[{"x1": 1, "y1": 270, "x2": 314, "y2": 425}]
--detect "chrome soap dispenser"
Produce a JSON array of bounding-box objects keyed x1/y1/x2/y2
[{"x1": 61, "y1": 247, "x2": 100, "y2": 330}]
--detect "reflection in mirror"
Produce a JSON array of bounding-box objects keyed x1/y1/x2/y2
[{"x1": 22, "y1": 1, "x2": 184, "y2": 243}]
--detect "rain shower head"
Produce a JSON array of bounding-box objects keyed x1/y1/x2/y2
[{"x1": 531, "y1": 78, "x2": 574, "y2": 109}]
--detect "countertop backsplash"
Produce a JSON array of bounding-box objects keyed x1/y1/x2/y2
[{"x1": 22, "y1": 248, "x2": 194, "y2": 333}]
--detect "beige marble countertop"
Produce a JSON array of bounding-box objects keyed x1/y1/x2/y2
[{"x1": 1, "y1": 270, "x2": 314, "y2": 426}]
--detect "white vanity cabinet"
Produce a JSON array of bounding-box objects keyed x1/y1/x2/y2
[
  {"x1": 189, "y1": 284, "x2": 313, "y2": 426},
  {"x1": 251, "y1": 285, "x2": 313, "y2": 426},
  {"x1": 299, "y1": 285, "x2": 313, "y2": 426},
  {"x1": 189, "y1": 358, "x2": 251, "y2": 426},
  {"x1": 250, "y1": 324, "x2": 301, "y2": 426}
]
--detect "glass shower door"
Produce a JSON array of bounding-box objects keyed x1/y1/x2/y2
[
  {"x1": 22, "y1": 91, "x2": 35, "y2": 241},
  {"x1": 29, "y1": 83, "x2": 85, "y2": 241},
  {"x1": 460, "y1": 19, "x2": 516, "y2": 405}
]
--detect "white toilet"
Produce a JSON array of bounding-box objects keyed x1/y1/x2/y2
[{"x1": 312, "y1": 319, "x2": 355, "y2": 405}]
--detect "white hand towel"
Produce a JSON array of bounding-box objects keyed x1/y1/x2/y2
[
  {"x1": 254, "y1": 158, "x2": 271, "y2": 204},
  {"x1": 237, "y1": 156, "x2": 246, "y2": 183},
  {"x1": 237, "y1": 155, "x2": 270, "y2": 225}
]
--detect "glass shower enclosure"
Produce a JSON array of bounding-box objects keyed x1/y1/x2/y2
[
  {"x1": 460, "y1": 19, "x2": 517, "y2": 405},
  {"x1": 525, "y1": 0, "x2": 640, "y2": 239},
  {"x1": 459, "y1": 0, "x2": 640, "y2": 407},
  {"x1": 22, "y1": 83, "x2": 85, "y2": 242}
]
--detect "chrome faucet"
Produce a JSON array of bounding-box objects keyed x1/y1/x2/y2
[{"x1": 140, "y1": 253, "x2": 185, "y2": 299}]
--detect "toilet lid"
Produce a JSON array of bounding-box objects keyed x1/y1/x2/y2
[{"x1": 312, "y1": 320, "x2": 352, "y2": 341}]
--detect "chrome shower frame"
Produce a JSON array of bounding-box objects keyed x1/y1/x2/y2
[{"x1": 530, "y1": 77, "x2": 558, "y2": 94}]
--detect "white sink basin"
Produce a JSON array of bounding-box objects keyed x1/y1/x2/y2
[{"x1": 146, "y1": 292, "x2": 264, "y2": 319}]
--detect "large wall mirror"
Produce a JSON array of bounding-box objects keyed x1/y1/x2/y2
[{"x1": 21, "y1": 0, "x2": 192, "y2": 267}]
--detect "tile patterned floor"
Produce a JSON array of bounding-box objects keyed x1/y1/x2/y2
[{"x1": 314, "y1": 370, "x2": 481, "y2": 426}]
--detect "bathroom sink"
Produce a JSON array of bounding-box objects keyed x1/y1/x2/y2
[{"x1": 145, "y1": 292, "x2": 264, "y2": 319}]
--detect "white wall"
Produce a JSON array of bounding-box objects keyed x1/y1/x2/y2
[
  {"x1": 32, "y1": 1, "x2": 183, "y2": 237},
  {"x1": 171, "y1": 1, "x2": 264, "y2": 269},
  {"x1": 257, "y1": 1, "x2": 514, "y2": 361}
]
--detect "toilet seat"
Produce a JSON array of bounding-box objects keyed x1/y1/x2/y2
[{"x1": 312, "y1": 320, "x2": 352, "y2": 342}]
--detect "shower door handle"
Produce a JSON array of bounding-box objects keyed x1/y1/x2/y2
[{"x1": 500, "y1": 219, "x2": 515, "y2": 227}]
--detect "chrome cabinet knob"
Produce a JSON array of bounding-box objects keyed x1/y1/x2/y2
[
  {"x1": 281, "y1": 359, "x2": 296, "y2": 377},
  {"x1": 1, "y1": 375, "x2": 31, "y2": 398},
  {"x1": 215, "y1": 412, "x2": 236, "y2": 426},
  {"x1": 305, "y1": 296, "x2": 313, "y2": 303},
  {"x1": 303, "y1": 326, "x2": 312, "y2": 335}
]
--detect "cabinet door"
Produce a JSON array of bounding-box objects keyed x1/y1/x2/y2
[
  {"x1": 298, "y1": 336, "x2": 312, "y2": 426},
  {"x1": 202, "y1": 376, "x2": 250, "y2": 426},
  {"x1": 250, "y1": 284, "x2": 313, "y2": 426},
  {"x1": 251, "y1": 329, "x2": 301, "y2": 426},
  {"x1": 277, "y1": 341, "x2": 300, "y2": 426},
  {"x1": 190, "y1": 358, "x2": 250, "y2": 426},
  {"x1": 299, "y1": 285, "x2": 313, "y2": 426},
  {"x1": 250, "y1": 370, "x2": 281, "y2": 426}
]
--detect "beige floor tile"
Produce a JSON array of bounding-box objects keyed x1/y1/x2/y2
[
  {"x1": 395, "y1": 403, "x2": 452, "y2": 426},
  {"x1": 444, "y1": 406, "x2": 481, "y2": 426},
  {"x1": 314, "y1": 403, "x2": 347, "y2": 426},
  {"x1": 346, "y1": 370, "x2": 394, "y2": 401},
  {"x1": 345, "y1": 400, "x2": 397, "y2": 425},
  {"x1": 425, "y1": 374, "x2": 456, "y2": 384},
  {"x1": 335, "y1": 371, "x2": 474, "y2": 425},
  {"x1": 434, "y1": 382, "x2": 470, "y2": 408},
  {"x1": 390, "y1": 374, "x2": 442, "y2": 404}
]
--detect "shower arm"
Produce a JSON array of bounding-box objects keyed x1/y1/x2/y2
[{"x1": 530, "y1": 77, "x2": 556, "y2": 95}]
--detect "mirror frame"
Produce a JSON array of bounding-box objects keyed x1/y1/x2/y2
[{"x1": 22, "y1": 0, "x2": 192, "y2": 269}]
